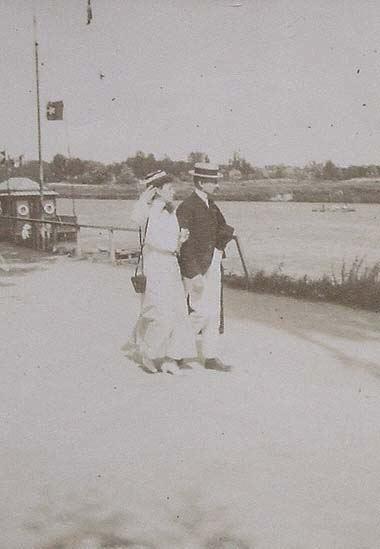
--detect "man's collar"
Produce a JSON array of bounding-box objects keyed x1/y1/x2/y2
[{"x1": 194, "y1": 188, "x2": 209, "y2": 206}]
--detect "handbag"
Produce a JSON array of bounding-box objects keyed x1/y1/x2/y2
[{"x1": 131, "y1": 220, "x2": 148, "y2": 294}]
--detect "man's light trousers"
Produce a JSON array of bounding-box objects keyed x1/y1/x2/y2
[{"x1": 184, "y1": 249, "x2": 222, "y2": 359}]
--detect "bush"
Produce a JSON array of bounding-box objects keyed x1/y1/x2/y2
[{"x1": 224, "y1": 257, "x2": 380, "y2": 312}]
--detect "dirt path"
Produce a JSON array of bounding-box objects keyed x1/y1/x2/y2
[{"x1": 1, "y1": 253, "x2": 380, "y2": 549}]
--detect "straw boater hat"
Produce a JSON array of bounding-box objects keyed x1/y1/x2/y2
[
  {"x1": 143, "y1": 170, "x2": 173, "y2": 188},
  {"x1": 189, "y1": 162, "x2": 222, "y2": 179}
]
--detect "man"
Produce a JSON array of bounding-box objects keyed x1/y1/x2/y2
[{"x1": 176, "y1": 162, "x2": 234, "y2": 371}]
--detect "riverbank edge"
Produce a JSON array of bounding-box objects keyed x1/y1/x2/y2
[
  {"x1": 1, "y1": 242, "x2": 378, "y2": 314},
  {"x1": 224, "y1": 260, "x2": 380, "y2": 312},
  {"x1": 49, "y1": 178, "x2": 380, "y2": 203}
]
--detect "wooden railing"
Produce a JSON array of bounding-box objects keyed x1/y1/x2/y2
[
  {"x1": 0, "y1": 215, "x2": 139, "y2": 262},
  {"x1": 0, "y1": 215, "x2": 138, "y2": 233},
  {"x1": 0, "y1": 215, "x2": 249, "y2": 282}
]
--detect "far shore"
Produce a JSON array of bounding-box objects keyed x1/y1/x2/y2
[{"x1": 49, "y1": 177, "x2": 380, "y2": 203}]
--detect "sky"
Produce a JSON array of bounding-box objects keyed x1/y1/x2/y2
[{"x1": 1, "y1": 0, "x2": 380, "y2": 167}]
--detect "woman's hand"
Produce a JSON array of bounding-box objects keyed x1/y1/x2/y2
[
  {"x1": 132, "y1": 186, "x2": 156, "y2": 224},
  {"x1": 176, "y1": 228, "x2": 190, "y2": 253},
  {"x1": 139, "y1": 185, "x2": 156, "y2": 204},
  {"x1": 178, "y1": 228, "x2": 190, "y2": 244}
]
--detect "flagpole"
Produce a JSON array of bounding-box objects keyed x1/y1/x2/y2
[
  {"x1": 33, "y1": 15, "x2": 44, "y2": 196},
  {"x1": 63, "y1": 105, "x2": 77, "y2": 216},
  {"x1": 33, "y1": 13, "x2": 47, "y2": 251},
  {"x1": 64, "y1": 115, "x2": 72, "y2": 159},
  {"x1": 5, "y1": 150, "x2": 10, "y2": 209},
  {"x1": 3, "y1": 150, "x2": 12, "y2": 243}
]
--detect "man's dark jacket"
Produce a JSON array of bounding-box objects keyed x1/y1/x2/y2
[{"x1": 176, "y1": 192, "x2": 234, "y2": 279}]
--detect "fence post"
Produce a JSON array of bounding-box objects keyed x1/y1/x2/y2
[
  {"x1": 109, "y1": 229, "x2": 116, "y2": 264},
  {"x1": 40, "y1": 221, "x2": 46, "y2": 252},
  {"x1": 75, "y1": 227, "x2": 82, "y2": 257}
]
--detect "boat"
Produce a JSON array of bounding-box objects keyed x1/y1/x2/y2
[
  {"x1": 331, "y1": 204, "x2": 356, "y2": 212},
  {"x1": 312, "y1": 204, "x2": 328, "y2": 212},
  {"x1": 312, "y1": 203, "x2": 356, "y2": 213},
  {"x1": 0, "y1": 16, "x2": 78, "y2": 253},
  {"x1": 0, "y1": 178, "x2": 78, "y2": 252}
]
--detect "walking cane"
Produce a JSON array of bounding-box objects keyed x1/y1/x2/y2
[
  {"x1": 233, "y1": 235, "x2": 250, "y2": 289},
  {"x1": 219, "y1": 263, "x2": 224, "y2": 334},
  {"x1": 218, "y1": 235, "x2": 250, "y2": 335}
]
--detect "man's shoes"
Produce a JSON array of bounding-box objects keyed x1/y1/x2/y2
[
  {"x1": 204, "y1": 358, "x2": 231, "y2": 372},
  {"x1": 175, "y1": 359, "x2": 193, "y2": 370}
]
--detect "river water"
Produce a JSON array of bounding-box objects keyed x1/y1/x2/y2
[{"x1": 58, "y1": 198, "x2": 380, "y2": 279}]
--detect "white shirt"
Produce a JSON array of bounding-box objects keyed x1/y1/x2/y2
[
  {"x1": 195, "y1": 188, "x2": 209, "y2": 208},
  {"x1": 145, "y1": 200, "x2": 179, "y2": 254}
]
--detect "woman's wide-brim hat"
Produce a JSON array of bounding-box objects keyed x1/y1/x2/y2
[
  {"x1": 189, "y1": 162, "x2": 222, "y2": 179},
  {"x1": 143, "y1": 170, "x2": 173, "y2": 188}
]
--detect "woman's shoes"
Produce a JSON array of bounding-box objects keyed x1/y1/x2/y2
[
  {"x1": 136, "y1": 355, "x2": 192, "y2": 375},
  {"x1": 142, "y1": 357, "x2": 158, "y2": 373},
  {"x1": 160, "y1": 360, "x2": 182, "y2": 375}
]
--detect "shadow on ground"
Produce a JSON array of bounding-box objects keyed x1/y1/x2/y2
[
  {"x1": 226, "y1": 287, "x2": 380, "y2": 378},
  {"x1": 0, "y1": 243, "x2": 56, "y2": 277},
  {"x1": 27, "y1": 492, "x2": 253, "y2": 549}
]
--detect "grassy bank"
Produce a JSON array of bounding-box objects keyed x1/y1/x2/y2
[
  {"x1": 49, "y1": 177, "x2": 380, "y2": 203},
  {"x1": 49, "y1": 182, "x2": 138, "y2": 200},
  {"x1": 224, "y1": 258, "x2": 380, "y2": 312}
]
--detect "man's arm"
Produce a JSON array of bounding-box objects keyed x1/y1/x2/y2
[
  {"x1": 176, "y1": 201, "x2": 192, "y2": 230},
  {"x1": 176, "y1": 201, "x2": 202, "y2": 278},
  {"x1": 214, "y1": 205, "x2": 235, "y2": 250}
]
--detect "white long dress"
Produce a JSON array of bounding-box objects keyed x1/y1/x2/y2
[{"x1": 125, "y1": 199, "x2": 197, "y2": 362}]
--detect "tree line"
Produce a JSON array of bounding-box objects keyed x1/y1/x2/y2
[{"x1": 1, "y1": 151, "x2": 380, "y2": 185}]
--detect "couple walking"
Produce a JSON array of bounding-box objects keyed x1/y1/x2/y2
[{"x1": 124, "y1": 163, "x2": 234, "y2": 374}]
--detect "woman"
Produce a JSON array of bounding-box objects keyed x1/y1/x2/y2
[{"x1": 124, "y1": 170, "x2": 197, "y2": 374}]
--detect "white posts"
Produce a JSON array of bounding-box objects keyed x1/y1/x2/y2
[{"x1": 109, "y1": 229, "x2": 116, "y2": 264}]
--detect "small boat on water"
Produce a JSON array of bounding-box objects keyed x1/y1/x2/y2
[
  {"x1": 331, "y1": 204, "x2": 356, "y2": 212},
  {"x1": 312, "y1": 203, "x2": 356, "y2": 213},
  {"x1": 312, "y1": 204, "x2": 328, "y2": 212}
]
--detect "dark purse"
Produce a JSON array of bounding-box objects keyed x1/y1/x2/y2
[{"x1": 131, "y1": 220, "x2": 148, "y2": 294}]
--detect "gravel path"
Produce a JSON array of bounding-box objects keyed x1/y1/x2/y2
[{"x1": 1, "y1": 254, "x2": 380, "y2": 549}]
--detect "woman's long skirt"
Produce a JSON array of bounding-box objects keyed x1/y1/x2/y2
[{"x1": 125, "y1": 250, "x2": 196, "y2": 361}]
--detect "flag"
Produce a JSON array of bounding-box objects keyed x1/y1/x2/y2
[
  {"x1": 47, "y1": 101, "x2": 64, "y2": 121},
  {"x1": 0, "y1": 151, "x2": 5, "y2": 165},
  {"x1": 87, "y1": 0, "x2": 93, "y2": 25}
]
